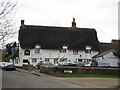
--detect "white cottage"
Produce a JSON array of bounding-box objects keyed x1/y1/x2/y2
[
  {"x1": 18, "y1": 19, "x2": 99, "y2": 66},
  {"x1": 93, "y1": 49, "x2": 120, "y2": 67},
  {"x1": 93, "y1": 40, "x2": 120, "y2": 67}
]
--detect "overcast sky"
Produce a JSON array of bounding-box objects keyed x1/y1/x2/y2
[{"x1": 9, "y1": 0, "x2": 119, "y2": 43}]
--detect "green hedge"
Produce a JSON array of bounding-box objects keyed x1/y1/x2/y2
[
  {"x1": 22, "y1": 65, "x2": 34, "y2": 71},
  {"x1": 40, "y1": 66, "x2": 119, "y2": 75}
]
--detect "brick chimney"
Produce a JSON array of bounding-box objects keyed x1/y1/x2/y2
[
  {"x1": 72, "y1": 18, "x2": 76, "y2": 28},
  {"x1": 21, "y1": 20, "x2": 24, "y2": 26}
]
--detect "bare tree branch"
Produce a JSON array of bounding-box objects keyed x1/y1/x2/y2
[{"x1": 0, "y1": 0, "x2": 17, "y2": 49}]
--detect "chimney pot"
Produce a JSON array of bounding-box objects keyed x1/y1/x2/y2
[{"x1": 21, "y1": 20, "x2": 24, "y2": 26}]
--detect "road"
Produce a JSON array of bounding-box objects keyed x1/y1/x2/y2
[{"x1": 2, "y1": 70, "x2": 91, "y2": 88}]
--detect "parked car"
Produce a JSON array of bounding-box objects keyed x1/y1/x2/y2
[
  {"x1": 54, "y1": 63, "x2": 59, "y2": 66},
  {"x1": 118, "y1": 63, "x2": 120, "y2": 67},
  {"x1": 58, "y1": 61, "x2": 66, "y2": 66},
  {"x1": 0, "y1": 62, "x2": 7, "y2": 69},
  {"x1": 75, "y1": 59, "x2": 93, "y2": 67},
  {"x1": 3, "y1": 63, "x2": 16, "y2": 71},
  {"x1": 90, "y1": 59, "x2": 110, "y2": 67},
  {"x1": 35, "y1": 61, "x2": 53, "y2": 69},
  {"x1": 74, "y1": 61, "x2": 84, "y2": 66},
  {"x1": 60, "y1": 61, "x2": 77, "y2": 66}
]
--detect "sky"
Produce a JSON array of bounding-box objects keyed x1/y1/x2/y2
[{"x1": 8, "y1": 0, "x2": 119, "y2": 43}]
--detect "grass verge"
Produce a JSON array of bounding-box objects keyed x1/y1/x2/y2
[{"x1": 52, "y1": 73, "x2": 120, "y2": 78}]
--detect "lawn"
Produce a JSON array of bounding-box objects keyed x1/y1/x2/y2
[{"x1": 53, "y1": 73, "x2": 120, "y2": 78}]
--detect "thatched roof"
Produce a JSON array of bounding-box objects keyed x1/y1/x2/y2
[{"x1": 18, "y1": 25, "x2": 99, "y2": 50}]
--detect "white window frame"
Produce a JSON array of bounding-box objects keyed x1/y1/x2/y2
[
  {"x1": 35, "y1": 45, "x2": 41, "y2": 53},
  {"x1": 35, "y1": 48, "x2": 40, "y2": 53},
  {"x1": 85, "y1": 46, "x2": 91, "y2": 53},
  {"x1": 59, "y1": 58, "x2": 67, "y2": 62},
  {"x1": 32, "y1": 58, "x2": 37, "y2": 63},
  {"x1": 45, "y1": 58, "x2": 50, "y2": 61},
  {"x1": 59, "y1": 49, "x2": 66, "y2": 53},
  {"x1": 24, "y1": 49, "x2": 30, "y2": 55}
]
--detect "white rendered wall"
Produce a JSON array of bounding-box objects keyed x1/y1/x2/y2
[
  {"x1": 18, "y1": 48, "x2": 98, "y2": 66},
  {"x1": 103, "y1": 52, "x2": 119, "y2": 67}
]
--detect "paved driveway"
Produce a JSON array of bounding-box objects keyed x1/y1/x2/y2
[{"x1": 57, "y1": 78, "x2": 119, "y2": 88}]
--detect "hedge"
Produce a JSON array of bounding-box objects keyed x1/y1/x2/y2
[{"x1": 40, "y1": 66, "x2": 119, "y2": 75}]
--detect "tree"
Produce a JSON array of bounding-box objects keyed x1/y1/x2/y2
[
  {"x1": 0, "y1": 0, "x2": 17, "y2": 49},
  {"x1": 2, "y1": 42, "x2": 18, "y2": 62}
]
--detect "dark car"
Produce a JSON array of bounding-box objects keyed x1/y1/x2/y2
[
  {"x1": 36, "y1": 61, "x2": 53, "y2": 69},
  {"x1": 118, "y1": 63, "x2": 120, "y2": 67},
  {"x1": 90, "y1": 59, "x2": 110, "y2": 67},
  {"x1": 3, "y1": 63, "x2": 16, "y2": 71}
]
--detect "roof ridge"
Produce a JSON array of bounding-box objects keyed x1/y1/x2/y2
[{"x1": 24, "y1": 25, "x2": 95, "y2": 30}]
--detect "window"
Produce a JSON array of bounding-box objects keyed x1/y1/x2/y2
[
  {"x1": 59, "y1": 49, "x2": 66, "y2": 53},
  {"x1": 32, "y1": 58, "x2": 37, "y2": 63},
  {"x1": 77, "y1": 59, "x2": 83, "y2": 62},
  {"x1": 73, "y1": 50, "x2": 79, "y2": 55},
  {"x1": 85, "y1": 50, "x2": 91, "y2": 53},
  {"x1": 24, "y1": 49, "x2": 30, "y2": 55},
  {"x1": 60, "y1": 58, "x2": 67, "y2": 62},
  {"x1": 85, "y1": 46, "x2": 91, "y2": 53},
  {"x1": 59, "y1": 45, "x2": 68, "y2": 53},
  {"x1": 35, "y1": 45, "x2": 40, "y2": 53},
  {"x1": 23, "y1": 59, "x2": 28, "y2": 63},
  {"x1": 45, "y1": 58, "x2": 50, "y2": 61},
  {"x1": 54, "y1": 58, "x2": 58, "y2": 63},
  {"x1": 35, "y1": 48, "x2": 40, "y2": 53}
]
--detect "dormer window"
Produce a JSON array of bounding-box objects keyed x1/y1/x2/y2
[
  {"x1": 59, "y1": 45, "x2": 68, "y2": 53},
  {"x1": 85, "y1": 46, "x2": 91, "y2": 53},
  {"x1": 24, "y1": 49, "x2": 30, "y2": 55},
  {"x1": 62, "y1": 46, "x2": 68, "y2": 49},
  {"x1": 35, "y1": 45, "x2": 41, "y2": 53}
]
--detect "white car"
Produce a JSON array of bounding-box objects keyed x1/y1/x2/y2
[{"x1": 0, "y1": 62, "x2": 7, "y2": 69}]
